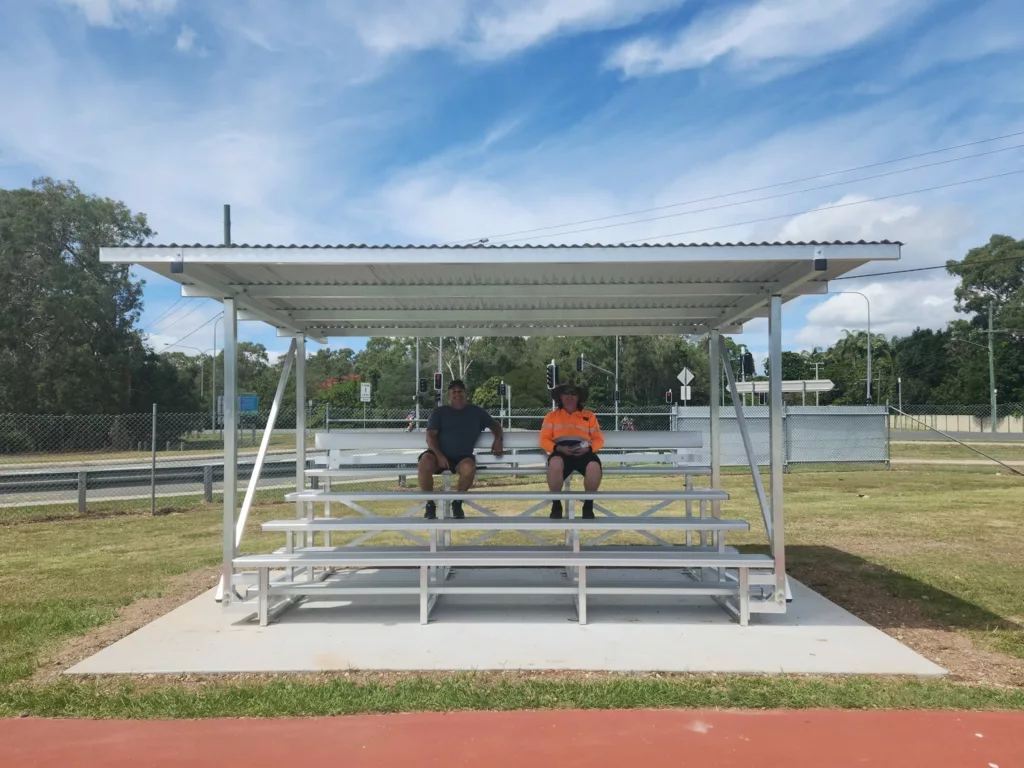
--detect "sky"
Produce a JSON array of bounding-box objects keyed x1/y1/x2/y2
[{"x1": 2, "y1": 0, "x2": 1023, "y2": 374}]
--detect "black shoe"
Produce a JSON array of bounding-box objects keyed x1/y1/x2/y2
[
  {"x1": 424, "y1": 500, "x2": 437, "y2": 520},
  {"x1": 550, "y1": 500, "x2": 563, "y2": 519},
  {"x1": 581, "y1": 500, "x2": 595, "y2": 519},
  {"x1": 451, "y1": 500, "x2": 465, "y2": 519}
]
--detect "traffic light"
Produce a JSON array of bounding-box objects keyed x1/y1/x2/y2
[
  {"x1": 741, "y1": 351, "x2": 756, "y2": 377},
  {"x1": 498, "y1": 381, "x2": 506, "y2": 397},
  {"x1": 546, "y1": 362, "x2": 558, "y2": 389},
  {"x1": 418, "y1": 378, "x2": 427, "y2": 393},
  {"x1": 613, "y1": 389, "x2": 620, "y2": 403},
  {"x1": 665, "y1": 389, "x2": 673, "y2": 404},
  {"x1": 433, "y1": 372, "x2": 443, "y2": 391},
  {"x1": 576, "y1": 355, "x2": 584, "y2": 372}
]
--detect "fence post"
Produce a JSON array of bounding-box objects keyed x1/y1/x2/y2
[
  {"x1": 204, "y1": 465, "x2": 214, "y2": 502},
  {"x1": 150, "y1": 403, "x2": 157, "y2": 516},
  {"x1": 78, "y1": 471, "x2": 87, "y2": 514}
]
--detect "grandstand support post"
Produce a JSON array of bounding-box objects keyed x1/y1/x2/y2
[
  {"x1": 614, "y1": 335, "x2": 619, "y2": 431},
  {"x1": 708, "y1": 330, "x2": 721, "y2": 518},
  {"x1": 768, "y1": 295, "x2": 787, "y2": 606},
  {"x1": 296, "y1": 333, "x2": 307, "y2": 520},
  {"x1": 219, "y1": 297, "x2": 239, "y2": 603}
]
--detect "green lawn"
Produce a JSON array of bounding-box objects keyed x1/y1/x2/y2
[{"x1": 1, "y1": 466, "x2": 1022, "y2": 716}]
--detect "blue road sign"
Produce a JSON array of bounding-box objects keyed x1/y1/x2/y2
[{"x1": 239, "y1": 394, "x2": 259, "y2": 412}]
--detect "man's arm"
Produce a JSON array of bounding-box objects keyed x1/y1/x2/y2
[{"x1": 483, "y1": 408, "x2": 504, "y2": 456}]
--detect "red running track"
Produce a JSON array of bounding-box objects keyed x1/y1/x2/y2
[{"x1": 3, "y1": 709, "x2": 1022, "y2": 767}]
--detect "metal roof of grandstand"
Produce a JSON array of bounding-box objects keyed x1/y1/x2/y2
[{"x1": 101, "y1": 241, "x2": 900, "y2": 339}]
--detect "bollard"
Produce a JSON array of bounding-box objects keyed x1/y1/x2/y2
[
  {"x1": 398, "y1": 474, "x2": 407, "y2": 488},
  {"x1": 78, "y1": 471, "x2": 87, "y2": 514},
  {"x1": 203, "y1": 465, "x2": 214, "y2": 503}
]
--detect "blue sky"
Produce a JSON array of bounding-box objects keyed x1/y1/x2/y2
[{"x1": 2, "y1": 0, "x2": 1023, "y2": 371}]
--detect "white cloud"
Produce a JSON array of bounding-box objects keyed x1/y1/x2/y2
[
  {"x1": 175, "y1": 24, "x2": 197, "y2": 53},
  {"x1": 903, "y1": 0, "x2": 1023, "y2": 76},
  {"x1": 797, "y1": 277, "x2": 960, "y2": 349},
  {"x1": 220, "y1": 0, "x2": 683, "y2": 62},
  {"x1": 608, "y1": 0, "x2": 926, "y2": 78},
  {"x1": 57, "y1": 0, "x2": 177, "y2": 27}
]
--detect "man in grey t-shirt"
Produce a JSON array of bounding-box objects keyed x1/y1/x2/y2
[{"x1": 418, "y1": 379, "x2": 503, "y2": 519}]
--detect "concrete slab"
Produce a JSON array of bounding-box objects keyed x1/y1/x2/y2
[{"x1": 68, "y1": 567, "x2": 944, "y2": 677}]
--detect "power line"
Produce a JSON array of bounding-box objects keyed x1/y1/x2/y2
[
  {"x1": 140, "y1": 297, "x2": 185, "y2": 332},
  {"x1": 158, "y1": 312, "x2": 224, "y2": 351},
  {"x1": 834, "y1": 252, "x2": 1024, "y2": 280},
  {"x1": 489, "y1": 142, "x2": 1024, "y2": 244},
  {"x1": 619, "y1": 168, "x2": 1024, "y2": 244},
  {"x1": 448, "y1": 128, "x2": 1024, "y2": 245},
  {"x1": 148, "y1": 301, "x2": 210, "y2": 338}
]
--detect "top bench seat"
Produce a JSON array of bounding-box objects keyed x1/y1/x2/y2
[{"x1": 314, "y1": 430, "x2": 701, "y2": 452}]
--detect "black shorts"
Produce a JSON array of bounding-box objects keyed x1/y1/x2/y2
[
  {"x1": 547, "y1": 451, "x2": 601, "y2": 480},
  {"x1": 419, "y1": 451, "x2": 475, "y2": 474}
]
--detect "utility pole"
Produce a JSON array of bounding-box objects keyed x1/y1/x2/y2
[
  {"x1": 812, "y1": 361, "x2": 823, "y2": 406},
  {"x1": 989, "y1": 303, "x2": 997, "y2": 434}
]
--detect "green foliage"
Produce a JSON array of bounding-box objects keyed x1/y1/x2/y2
[
  {"x1": 317, "y1": 375, "x2": 362, "y2": 409},
  {"x1": 472, "y1": 376, "x2": 504, "y2": 409},
  {"x1": 0, "y1": 178, "x2": 153, "y2": 413}
]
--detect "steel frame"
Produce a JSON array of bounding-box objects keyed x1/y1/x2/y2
[{"x1": 216, "y1": 278, "x2": 793, "y2": 621}]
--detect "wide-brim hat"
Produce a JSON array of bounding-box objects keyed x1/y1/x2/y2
[{"x1": 550, "y1": 381, "x2": 589, "y2": 406}]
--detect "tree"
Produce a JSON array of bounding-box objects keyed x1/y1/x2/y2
[
  {"x1": 948, "y1": 235, "x2": 1024, "y2": 325},
  {"x1": 317, "y1": 374, "x2": 361, "y2": 409},
  {"x1": 0, "y1": 178, "x2": 153, "y2": 413},
  {"x1": 472, "y1": 376, "x2": 504, "y2": 409}
]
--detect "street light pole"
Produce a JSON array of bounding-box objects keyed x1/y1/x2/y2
[{"x1": 830, "y1": 291, "x2": 871, "y2": 404}]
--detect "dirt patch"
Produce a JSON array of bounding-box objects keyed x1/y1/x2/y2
[
  {"x1": 790, "y1": 559, "x2": 1024, "y2": 688},
  {"x1": 29, "y1": 567, "x2": 220, "y2": 686}
]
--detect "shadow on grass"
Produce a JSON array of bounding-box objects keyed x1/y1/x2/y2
[{"x1": 784, "y1": 544, "x2": 1021, "y2": 636}]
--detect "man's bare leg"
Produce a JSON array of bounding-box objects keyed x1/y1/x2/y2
[{"x1": 418, "y1": 453, "x2": 438, "y2": 518}]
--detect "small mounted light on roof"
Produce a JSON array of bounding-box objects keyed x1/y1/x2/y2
[
  {"x1": 170, "y1": 257, "x2": 184, "y2": 274},
  {"x1": 813, "y1": 258, "x2": 827, "y2": 271}
]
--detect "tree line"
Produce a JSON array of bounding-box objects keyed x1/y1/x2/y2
[{"x1": 2, "y1": 179, "x2": 1022, "y2": 416}]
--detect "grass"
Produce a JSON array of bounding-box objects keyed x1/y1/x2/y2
[
  {"x1": 0, "y1": 466, "x2": 1022, "y2": 716},
  {"x1": 3, "y1": 676, "x2": 1024, "y2": 718}
]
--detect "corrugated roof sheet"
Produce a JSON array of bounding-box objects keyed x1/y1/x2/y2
[{"x1": 125, "y1": 240, "x2": 901, "y2": 249}]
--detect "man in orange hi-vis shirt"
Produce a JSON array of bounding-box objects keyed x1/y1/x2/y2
[{"x1": 540, "y1": 381, "x2": 604, "y2": 519}]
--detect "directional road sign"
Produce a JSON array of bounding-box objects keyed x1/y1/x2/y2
[{"x1": 677, "y1": 367, "x2": 694, "y2": 386}]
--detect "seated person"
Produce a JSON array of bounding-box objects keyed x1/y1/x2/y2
[
  {"x1": 418, "y1": 379, "x2": 503, "y2": 519},
  {"x1": 540, "y1": 381, "x2": 604, "y2": 519}
]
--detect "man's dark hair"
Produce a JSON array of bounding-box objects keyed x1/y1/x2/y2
[{"x1": 447, "y1": 379, "x2": 466, "y2": 391}]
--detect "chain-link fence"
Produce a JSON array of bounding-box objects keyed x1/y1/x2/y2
[
  {"x1": 892, "y1": 403, "x2": 1024, "y2": 434},
  {"x1": 10, "y1": 402, "x2": 1012, "y2": 519}
]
